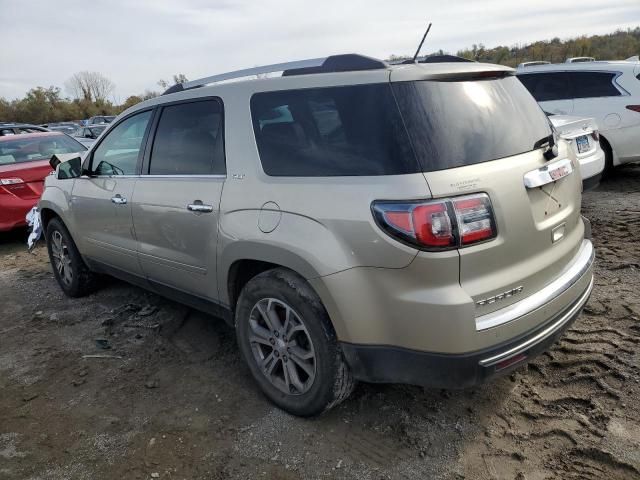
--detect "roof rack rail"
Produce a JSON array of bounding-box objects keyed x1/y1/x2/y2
[{"x1": 162, "y1": 54, "x2": 387, "y2": 95}]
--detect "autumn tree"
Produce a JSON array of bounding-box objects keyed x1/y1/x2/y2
[{"x1": 65, "y1": 71, "x2": 115, "y2": 103}]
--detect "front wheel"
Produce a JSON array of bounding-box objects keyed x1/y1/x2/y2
[
  {"x1": 45, "y1": 218, "x2": 97, "y2": 297},
  {"x1": 235, "y1": 268, "x2": 355, "y2": 416}
]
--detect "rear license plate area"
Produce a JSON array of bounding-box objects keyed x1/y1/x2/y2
[{"x1": 576, "y1": 135, "x2": 590, "y2": 154}]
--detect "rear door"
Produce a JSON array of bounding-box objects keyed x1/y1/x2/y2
[
  {"x1": 518, "y1": 71, "x2": 574, "y2": 114},
  {"x1": 393, "y1": 74, "x2": 584, "y2": 318},
  {"x1": 131, "y1": 98, "x2": 225, "y2": 300},
  {"x1": 71, "y1": 110, "x2": 153, "y2": 275}
]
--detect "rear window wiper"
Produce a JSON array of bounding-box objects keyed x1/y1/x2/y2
[{"x1": 533, "y1": 133, "x2": 559, "y2": 160}]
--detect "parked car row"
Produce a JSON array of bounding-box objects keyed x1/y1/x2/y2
[
  {"x1": 0, "y1": 123, "x2": 49, "y2": 136},
  {"x1": 38, "y1": 54, "x2": 601, "y2": 416},
  {"x1": 516, "y1": 59, "x2": 640, "y2": 175},
  {"x1": 72, "y1": 124, "x2": 107, "y2": 147}
]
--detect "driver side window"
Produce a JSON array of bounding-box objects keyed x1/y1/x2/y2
[{"x1": 91, "y1": 110, "x2": 152, "y2": 176}]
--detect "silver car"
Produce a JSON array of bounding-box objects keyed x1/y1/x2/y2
[{"x1": 40, "y1": 54, "x2": 594, "y2": 416}]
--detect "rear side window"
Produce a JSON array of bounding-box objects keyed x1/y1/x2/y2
[
  {"x1": 148, "y1": 99, "x2": 225, "y2": 175},
  {"x1": 250, "y1": 84, "x2": 419, "y2": 176},
  {"x1": 517, "y1": 72, "x2": 571, "y2": 101},
  {"x1": 567, "y1": 72, "x2": 621, "y2": 98},
  {"x1": 394, "y1": 76, "x2": 552, "y2": 172}
]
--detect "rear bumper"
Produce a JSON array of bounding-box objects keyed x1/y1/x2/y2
[
  {"x1": 578, "y1": 147, "x2": 605, "y2": 185},
  {"x1": 341, "y1": 275, "x2": 593, "y2": 388}
]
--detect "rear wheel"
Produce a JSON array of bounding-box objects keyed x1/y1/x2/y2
[
  {"x1": 46, "y1": 218, "x2": 97, "y2": 297},
  {"x1": 235, "y1": 268, "x2": 355, "y2": 416}
]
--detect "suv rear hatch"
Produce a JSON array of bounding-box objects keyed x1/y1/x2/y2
[{"x1": 389, "y1": 67, "x2": 584, "y2": 324}]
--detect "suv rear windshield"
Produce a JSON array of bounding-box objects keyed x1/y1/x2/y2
[
  {"x1": 393, "y1": 76, "x2": 552, "y2": 172},
  {"x1": 250, "y1": 76, "x2": 551, "y2": 176}
]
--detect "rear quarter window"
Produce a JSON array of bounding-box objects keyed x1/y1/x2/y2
[
  {"x1": 250, "y1": 84, "x2": 419, "y2": 177},
  {"x1": 568, "y1": 71, "x2": 621, "y2": 98}
]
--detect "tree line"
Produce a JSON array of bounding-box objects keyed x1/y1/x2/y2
[
  {"x1": 2, "y1": 27, "x2": 638, "y2": 125},
  {"x1": 390, "y1": 27, "x2": 639, "y2": 66},
  {"x1": 455, "y1": 27, "x2": 639, "y2": 66},
  {"x1": 0, "y1": 72, "x2": 187, "y2": 125}
]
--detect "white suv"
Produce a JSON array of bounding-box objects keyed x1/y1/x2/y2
[{"x1": 517, "y1": 60, "x2": 640, "y2": 174}]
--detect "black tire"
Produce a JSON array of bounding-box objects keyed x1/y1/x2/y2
[
  {"x1": 235, "y1": 268, "x2": 355, "y2": 416},
  {"x1": 45, "y1": 217, "x2": 97, "y2": 297},
  {"x1": 600, "y1": 136, "x2": 614, "y2": 179}
]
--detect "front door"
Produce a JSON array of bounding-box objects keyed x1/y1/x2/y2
[
  {"x1": 71, "y1": 110, "x2": 153, "y2": 275},
  {"x1": 131, "y1": 98, "x2": 226, "y2": 300}
]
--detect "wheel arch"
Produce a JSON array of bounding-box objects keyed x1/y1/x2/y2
[
  {"x1": 598, "y1": 134, "x2": 616, "y2": 168},
  {"x1": 221, "y1": 242, "x2": 324, "y2": 308}
]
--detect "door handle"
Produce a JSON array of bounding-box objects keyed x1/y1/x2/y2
[
  {"x1": 111, "y1": 195, "x2": 127, "y2": 205},
  {"x1": 187, "y1": 202, "x2": 213, "y2": 213}
]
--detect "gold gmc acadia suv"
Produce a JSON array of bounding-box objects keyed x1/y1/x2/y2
[{"x1": 40, "y1": 54, "x2": 595, "y2": 416}]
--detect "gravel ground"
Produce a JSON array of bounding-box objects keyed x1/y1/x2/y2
[{"x1": 0, "y1": 165, "x2": 639, "y2": 480}]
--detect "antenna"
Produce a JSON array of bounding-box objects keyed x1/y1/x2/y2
[{"x1": 412, "y1": 23, "x2": 432, "y2": 62}]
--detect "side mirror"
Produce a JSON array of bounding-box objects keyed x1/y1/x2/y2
[{"x1": 50, "y1": 154, "x2": 84, "y2": 179}]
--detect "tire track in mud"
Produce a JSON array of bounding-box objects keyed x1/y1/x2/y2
[{"x1": 467, "y1": 166, "x2": 640, "y2": 479}]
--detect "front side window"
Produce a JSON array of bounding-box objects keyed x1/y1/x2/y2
[
  {"x1": 91, "y1": 110, "x2": 152, "y2": 176},
  {"x1": 517, "y1": 72, "x2": 571, "y2": 102},
  {"x1": 568, "y1": 72, "x2": 621, "y2": 98},
  {"x1": 148, "y1": 99, "x2": 225, "y2": 175},
  {"x1": 250, "y1": 84, "x2": 419, "y2": 176}
]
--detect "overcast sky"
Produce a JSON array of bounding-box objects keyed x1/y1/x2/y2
[{"x1": 1, "y1": 0, "x2": 638, "y2": 101}]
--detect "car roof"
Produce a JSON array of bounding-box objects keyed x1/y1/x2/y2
[
  {"x1": 123, "y1": 54, "x2": 513, "y2": 118},
  {"x1": 0, "y1": 131, "x2": 65, "y2": 142},
  {"x1": 0, "y1": 123, "x2": 43, "y2": 128},
  {"x1": 516, "y1": 60, "x2": 639, "y2": 73}
]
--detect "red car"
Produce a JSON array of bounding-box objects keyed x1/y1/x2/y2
[{"x1": 0, "y1": 132, "x2": 86, "y2": 231}]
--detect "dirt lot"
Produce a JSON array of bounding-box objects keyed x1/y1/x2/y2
[{"x1": 1, "y1": 166, "x2": 639, "y2": 480}]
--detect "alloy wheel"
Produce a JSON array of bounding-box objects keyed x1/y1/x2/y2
[
  {"x1": 51, "y1": 230, "x2": 73, "y2": 287},
  {"x1": 248, "y1": 298, "x2": 316, "y2": 395}
]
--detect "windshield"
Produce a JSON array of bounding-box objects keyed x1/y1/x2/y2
[
  {"x1": 0, "y1": 135, "x2": 86, "y2": 164},
  {"x1": 392, "y1": 76, "x2": 552, "y2": 171}
]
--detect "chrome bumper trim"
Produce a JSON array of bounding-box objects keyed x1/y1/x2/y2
[
  {"x1": 476, "y1": 239, "x2": 594, "y2": 331},
  {"x1": 479, "y1": 276, "x2": 593, "y2": 367}
]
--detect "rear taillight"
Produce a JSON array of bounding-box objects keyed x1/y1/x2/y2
[
  {"x1": 590, "y1": 130, "x2": 600, "y2": 142},
  {"x1": 372, "y1": 193, "x2": 497, "y2": 251},
  {"x1": 626, "y1": 105, "x2": 640, "y2": 113},
  {"x1": 452, "y1": 196, "x2": 495, "y2": 245},
  {"x1": 0, "y1": 178, "x2": 24, "y2": 185}
]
